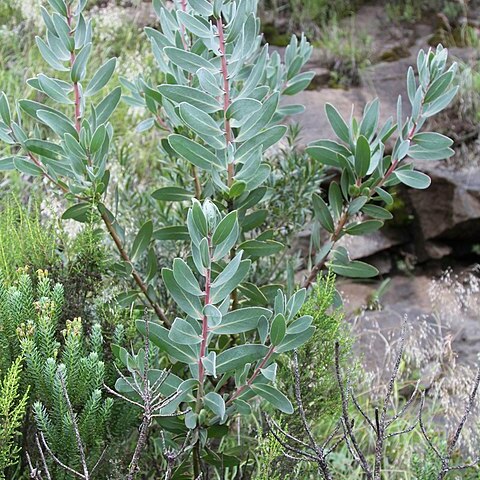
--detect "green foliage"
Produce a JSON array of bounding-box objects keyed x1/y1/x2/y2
[
  {"x1": 305, "y1": 45, "x2": 457, "y2": 284},
  {"x1": 0, "y1": 197, "x2": 60, "y2": 279},
  {"x1": 291, "y1": 272, "x2": 353, "y2": 418},
  {"x1": 254, "y1": 428, "x2": 289, "y2": 480},
  {"x1": 16, "y1": 272, "x2": 113, "y2": 478},
  {"x1": 0, "y1": 0, "x2": 462, "y2": 477},
  {"x1": 0, "y1": 269, "x2": 44, "y2": 374},
  {"x1": 316, "y1": 15, "x2": 372, "y2": 88},
  {"x1": 0, "y1": 357, "x2": 29, "y2": 478},
  {"x1": 262, "y1": 0, "x2": 359, "y2": 37}
]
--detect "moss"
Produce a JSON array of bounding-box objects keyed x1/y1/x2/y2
[
  {"x1": 379, "y1": 45, "x2": 411, "y2": 62},
  {"x1": 388, "y1": 189, "x2": 414, "y2": 227},
  {"x1": 263, "y1": 23, "x2": 291, "y2": 46}
]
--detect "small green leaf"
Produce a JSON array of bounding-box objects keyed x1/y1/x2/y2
[
  {"x1": 153, "y1": 225, "x2": 189, "y2": 241},
  {"x1": 36, "y1": 37, "x2": 68, "y2": 71},
  {"x1": 130, "y1": 221, "x2": 153, "y2": 261},
  {"x1": 38, "y1": 74, "x2": 73, "y2": 104},
  {"x1": 251, "y1": 383, "x2": 293, "y2": 414},
  {"x1": 169, "y1": 318, "x2": 202, "y2": 345},
  {"x1": 216, "y1": 345, "x2": 269, "y2": 374},
  {"x1": 325, "y1": 103, "x2": 350, "y2": 143},
  {"x1": 407, "y1": 145, "x2": 454, "y2": 161},
  {"x1": 0, "y1": 156, "x2": 16, "y2": 171},
  {"x1": 212, "y1": 307, "x2": 271, "y2": 335},
  {"x1": 85, "y1": 58, "x2": 117, "y2": 96},
  {"x1": 395, "y1": 169, "x2": 431, "y2": 189},
  {"x1": 172, "y1": 258, "x2": 203, "y2": 297},
  {"x1": 136, "y1": 319, "x2": 197, "y2": 364},
  {"x1": 177, "y1": 11, "x2": 212, "y2": 38},
  {"x1": 71, "y1": 43, "x2": 92, "y2": 83},
  {"x1": 328, "y1": 182, "x2": 343, "y2": 220},
  {"x1": 179, "y1": 102, "x2": 222, "y2": 137},
  {"x1": 412, "y1": 132, "x2": 453, "y2": 150},
  {"x1": 0, "y1": 92, "x2": 11, "y2": 125},
  {"x1": 283, "y1": 71, "x2": 315, "y2": 96},
  {"x1": 347, "y1": 196, "x2": 368, "y2": 215},
  {"x1": 286, "y1": 288, "x2": 306, "y2": 320},
  {"x1": 312, "y1": 193, "x2": 334, "y2": 233},
  {"x1": 169, "y1": 134, "x2": 223, "y2": 170},
  {"x1": 47, "y1": 0, "x2": 67, "y2": 16},
  {"x1": 62, "y1": 203, "x2": 91, "y2": 223},
  {"x1": 162, "y1": 268, "x2": 203, "y2": 319},
  {"x1": 226, "y1": 98, "x2": 262, "y2": 121},
  {"x1": 210, "y1": 259, "x2": 250, "y2": 304},
  {"x1": 374, "y1": 187, "x2": 394, "y2": 206},
  {"x1": 276, "y1": 326, "x2": 315, "y2": 353},
  {"x1": 158, "y1": 85, "x2": 221, "y2": 113},
  {"x1": 306, "y1": 146, "x2": 344, "y2": 167},
  {"x1": 13, "y1": 158, "x2": 44, "y2": 176},
  {"x1": 165, "y1": 46, "x2": 215, "y2": 74},
  {"x1": 329, "y1": 260, "x2": 379, "y2": 278},
  {"x1": 235, "y1": 126, "x2": 287, "y2": 163},
  {"x1": 202, "y1": 351, "x2": 217, "y2": 377},
  {"x1": 37, "y1": 110, "x2": 78, "y2": 138},
  {"x1": 204, "y1": 392, "x2": 225, "y2": 419},
  {"x1": 152, "y1": 187, "x2": 194, "y2": 202},
  {"x1": 270, "y1": 313, "x2": 286, "y2": 346},
  {"x1": 25, "y1": 139, "x2": 65, "y2": 160},
  {"x1": 236, "y1": 93, "x2": 280, "y2": 142},
  {"x1": 287, "y1": 315, "x2": 313, "y2": 334},
  {"x1": 90, "y1": 124, "x2": 106, "y2": 153},
  {"x1": 211, "y1": 254, "x2": 242, "y2": 292},
  {"x1": 345, "y1": 220, "x2": 383, "y2": 235},
  {"x1": 354, "y1": 135, "x2": 371, "y2": 178},
  {"x1": 228, "y1": 181, "x2": 246, "y2": 199},
  {"x1": 362, "y1": 204, "x2": 393, "y2": 220},
  {"x1": 239, "y1": 240, "x2": 284, "y2": 258},
  {"x1": 212, "y1": 211, "x2": 237, "y2": 246},
  {"x1": 96, "y1": 87, "x2": 122, "y2": 124}
]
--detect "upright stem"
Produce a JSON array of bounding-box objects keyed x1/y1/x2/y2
[
  {"x1": 217, "y1": 17, "x2": 233, "y2": 187},
  {"x1": 100, "y1": 210, "x2": 169, "y2": 326},
  {"x1": 303, "y1": 209, "x2": 349, "y2": 289},
  {"x1": 226, "y1": 346, "x2": 275, "y2": 405},
  {"x1": 65, "y1": 6, "x2": 169, "y2": 326},
  {"x1": 197, "y1": 236, "x2": 212, "y2": 404},
  {"x1": 67, "y1": 6, "x2": 81, "y2": 132}
]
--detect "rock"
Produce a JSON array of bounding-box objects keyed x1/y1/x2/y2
[
  {"x1": 424, "y1": 241, "x2": 453, "y2": 259},
  {"x1": 340, "y1": 270, "x2": 480, "y2": 374},
  {"x1": 405, "y1": 164, "x2": 480, "y2": 243},
  {"x1": 307, "y1": 67, "x2": 331, "y2": 89},
  {"x1": 282, "y1": 87, "x2": 371, "y2": 145},
  {"x1": 336, "y1": 228, "x2": 409, "y2": 260}
]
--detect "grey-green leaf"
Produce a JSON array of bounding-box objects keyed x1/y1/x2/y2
[
  {"x1": 251, "y1": 383, "x2": 293, "y2": 414},
  {"x1": 325, "y1": 103, "x2": 350, "y2": 143},
  {"x1": 395, "y1": 169, "x2": 431, "y2": 189},
  {"x1": 212, "y1": 307, "x2": 271, "y2": 335},
  {"x1": 85, "y1": 58, "x2": 117, "y2": 96},
  {"x1": 169, "y1": 318, "x2": 202, "y2": 345},
  {"x1": 216, "y1": 345, "x2": 269, "y2": 374},
  {"x1": 130, "y1": 221, "x2": 153, "y2": 261}
]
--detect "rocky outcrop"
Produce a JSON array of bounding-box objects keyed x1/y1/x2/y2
[{"x1": 405, "y1": 164, "x2": 480, "y2": 246}]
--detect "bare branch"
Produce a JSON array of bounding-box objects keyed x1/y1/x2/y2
[
  {"x1": 58, "y1": 371, "x2": 90, "y2": 480},
  {"x1": 39, "y1": 432, "x2": 85, "y2": 479},
  {"x1": 35, "y1": 434, "x2": 51, "y2": 480},
  {"x1": 335, "y1": 342, "x2": 372, "y2": 477},
  {"x1": 446, "y1": 368, "x2": 480, "y2": 458}
]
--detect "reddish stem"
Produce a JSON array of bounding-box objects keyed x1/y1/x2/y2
[
  {"x1": 197, "y1": 237, "x2": 212, "y2": 402},
  {"x1": 227, "y1": 346, "x2": 276, "y2": 405},
  {"x1": 217, "y1": 17, "x2": 233, "y2": 186},
  {"x1": 67, "y1": 6, "x2": 81, "y2": 132}
]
